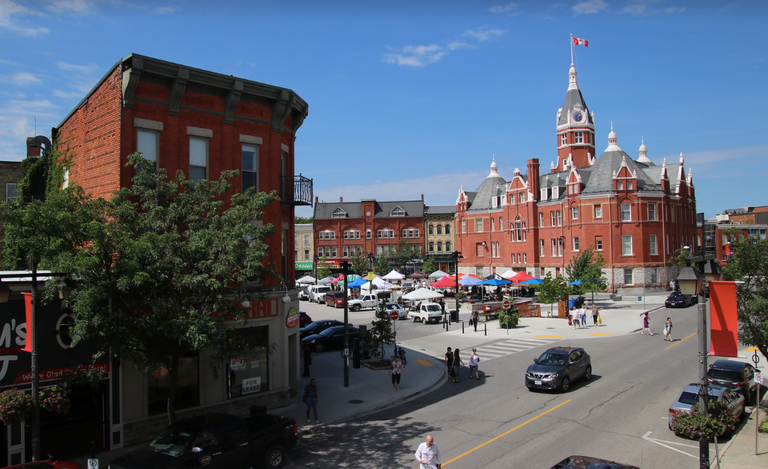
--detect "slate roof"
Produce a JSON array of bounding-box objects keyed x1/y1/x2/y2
[
  {"x1": 314, "y1": 200, "x2": 425, "y2": 220},
  {"x1": 558, "y1": 87, "x2": 593, "y2": 126},
  {"x1": 425, "y1": 205, "x2": 456, "y2": 215},
  {"x1": 581, "y1": 148, "x2": 661, "y2": 195},
  {"x1": 466, "y1": 174, "x2": 506, "y2": 212}
]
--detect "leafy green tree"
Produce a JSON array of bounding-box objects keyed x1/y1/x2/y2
[
  {"x1": 317, "y1": 256, "x2": 332, "y2": 280},
  {"x1": 4, "y1": 153, "x2": 280, "y2": 424},
  {"x1": 669, "y1": 246, "x2": 693, "y2": 270},
  {"x1": 367, "y1": 301, "x2": 396, "y2": 360},
  {"x1": 565, "y1": 247, "x2": 607, "y2": 301},
  {"x1": 533, "y1": 273, "x2": 567, "y2": 316},
  {"x1": 722, "y1": 235, "x2": 768, "y2": 362},
  {"x1": 421, "y1": 257, "x2": 438, "y2": 276},
  {"x1": 349, "y1": 251, "x2": 369, "y2": 278}
]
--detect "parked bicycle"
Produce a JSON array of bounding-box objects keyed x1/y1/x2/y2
[{"x1": 391, "y1": 345, "x2": 407, "y2": 365}]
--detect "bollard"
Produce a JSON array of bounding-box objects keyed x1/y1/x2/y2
[
  {"x1": 484, "y1": 322, "x2": 487, "y2": 336},
  {"x1": 462, "y1": 320, "x2": 465, "y2": 334}
]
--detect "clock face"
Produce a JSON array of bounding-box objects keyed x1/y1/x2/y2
[
  {"x1": 573, "y1": 111, "x2": 583, "y2": 122},
  {"x1": 366, "y1": 211, "x2": 371, "y2": 216}
]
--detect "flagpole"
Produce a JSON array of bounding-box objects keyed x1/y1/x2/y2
[{"x1": 570, "y1": 33, "x2": 574, "y2": 64}]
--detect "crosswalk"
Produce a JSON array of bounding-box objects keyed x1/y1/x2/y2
[{"x1": 472, "y1": 337, "x2": 559, "y2": 361}]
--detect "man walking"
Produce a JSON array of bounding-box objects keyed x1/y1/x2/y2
[
  {"x1": 470, "y1": 309, "x2": 479, "y2": 332},
  {"x1": 414, "y1": 435, "x2": 441, "y2": 469},
  {"x1": 303, "y1": 378, "x2": 319, "y2": 424}
]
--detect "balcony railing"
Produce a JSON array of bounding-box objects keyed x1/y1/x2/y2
[{"x1": 281, "y1": 174, "x2": 313, "y2": 206}]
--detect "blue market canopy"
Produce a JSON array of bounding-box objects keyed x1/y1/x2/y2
[
  {"x1": 518, "y1": 278, "x2": 543, "y2": 285},
  {"x1": 567, "y1": 280, "x2": 582, "y2": 285},
  {"x1": 480, "y1": 278, "x2": 512, "y2": 286}
]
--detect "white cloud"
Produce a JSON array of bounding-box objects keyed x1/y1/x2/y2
[
  {"x1": 489, "y1": 2, "x2": 518, "y2": 14},
  {"x1": 47, "y1": 0, "x2": 93, "y2": 14},
  {"x1": 384, "y1": 44, "x2": 446, "y2": 67},
  {"x1": 0, "y1": 0, "x2": 50, "y2": 37},
  {"x1": 624, "y1": 3, "x2": 686, "y2": 16},
  {"x1": 52, "y1": 89, "x2": 85, "y2": 99},
  {"x1": 573, "y1": 0, "x2": 608, "y2": 15},
  {"x1": 10, "y1": 71, "x2": 41, "y2": 85},
  {"x1": 56, "y1": 61, "x2": 99, "y2": 74},
  {"x1": 153, "y1": 6, "x2": 175, "y2": 14},
  {"x1": 0, "y1": 99, "x2": 59, "y2": 160},
  {"x1": 462, "y1": 27, "x2": 505, "y2": 42}
]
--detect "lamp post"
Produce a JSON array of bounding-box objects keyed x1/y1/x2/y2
[
  {"x1": 313, "y1": 255, "x2": 319, "y2": 281},
  {"x1": 676, "y1": 255, "x2": 723, "y2": 469},
  {"x1": 451, "y1": 251, "x2": 463, "y2": 322},
  {"x1": 340, "y1": 260, "x2": 351, "y2": 387}
]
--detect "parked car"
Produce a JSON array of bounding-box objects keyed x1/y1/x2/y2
[
  {"x1": 325, "y1": 291, "x2": 346, "y2": 308},
  {"x1": 384, "y1": 302, "x2": 408, "y2": 320},
  {"x1": 301, "y1": 325, "x2": 360, "y2": 352},
  {"x1": 707, "y1": 360, "x2": 760, "y2": 405},
  {"x1": 550, "y1": 455, "x2": 639, "y2": 469},
  {"x1": 668, "y1": 383, "x2": 745, "y2": 434},
  {"x1": 525, "y1": 347, "x2": 592, "y2": 393},
  {"x1": 348, "y1": 293, "x2": 379, "y2": 311},
  {"x1": 298, "y1": 286, "x2": 310, "y2": 301},
  {"x1": 410, "y1": 302, "x2": 443, "y2": 324},
  {"x1": 109, "y1": 410, "x2": 298, "y2": 469},
  {"x1": 4, "y1": 460, "x2": 81, "y2": 469},
  {"x1": 299, "y1": 311, "x2": 312, "y2": 327},
  {"x1": 306, "y1": 285, "x2": 331, "y2": 303},
  {"x1": 300, "y1": 319, "x2": 345, "y2": 339},
  {"x1": 665, "y1": 292, "x2": 695, "y2": 308}
]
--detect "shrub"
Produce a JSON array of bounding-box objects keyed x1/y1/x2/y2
[
  {"x1": 0, "y1": 388, "x2": 33, "y2": 425},
  {"x1": 670, "y1": 400, "x2": 739, "y2": 440},
  {"x1": 39, "y1": 385, "x2": 71, "y2": 415},
  {"x1": 499, "y1": 308, "x2": 519, "y2": 329}
]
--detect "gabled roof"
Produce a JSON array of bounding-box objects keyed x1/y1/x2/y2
[
  {"x1": 314, "y1": 200, "x2": 425, "y2": 220},
  {"x1": 581, "y1": 130, "x2": 663, "y2": 195}
]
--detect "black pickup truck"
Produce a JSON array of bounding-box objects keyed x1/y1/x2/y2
[{"x1": 109, "y1": 409, "x2": 297, "y2": 469}]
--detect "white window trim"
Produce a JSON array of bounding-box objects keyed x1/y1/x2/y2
[{"x1": 240, "y1": 134, "x2": 263, "y2": 145}]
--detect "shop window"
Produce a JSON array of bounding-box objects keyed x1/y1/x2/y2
[
  {"x1": 226, "y1": 326, "x2": 270, "y2": 399},
  {"x1": 148, "y1": 354, "x2": 200, "y2": 416}
]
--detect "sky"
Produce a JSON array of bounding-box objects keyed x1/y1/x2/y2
[{"x1": 1, "y1": 0, "x2": 766, "y2": 220}]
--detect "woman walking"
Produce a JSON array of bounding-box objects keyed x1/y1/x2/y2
[
  {"x1": 592, "y1": 305, "x2": 599, "y2": 327},
  {"x1": 468, "y1": 348, "x2": 480, "y2": 380},
  {"x1": 664, "y1": 317, "x2": 673, "y2": 341},
  {"x1": 641, "y1": 312, "x2": 654, "y2": 336},
  {"x1": 389, "y1": 356, "x2": 405, "y2": 391},
  {"x1": 452, "y1": 348, "x2": 464, "y2": 383}
]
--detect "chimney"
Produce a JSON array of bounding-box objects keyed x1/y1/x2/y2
[
  {"x1": 340, "y1": 196, "x2": 343, "y2": 202},
  {"x1": 421, "y1": 194, "x2": 424, "y2": 201},
  {"x1": 26, "y1": 137, "x2": 41, "y2": 157},
  {"x1": 527, "y1": 158, "x2": 540, "y2": 201}
]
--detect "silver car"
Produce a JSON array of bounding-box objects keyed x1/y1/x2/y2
[
  {"x1": 384, "y1": 302, "x2": 408, "y2": 320},
  {"x1": 668, "y1": 384, "x2": 745, "y2": 434}
]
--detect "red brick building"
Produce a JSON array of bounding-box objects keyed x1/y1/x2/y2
[
  {"x1": 455, "y1": 62, "x2": 698, "y2": 293},
  {"x1": 313, "y1": 197, "x2": 425, "y2": 270},
  {"x1": 48, "y1": 54, "x2": 311, "y2": 450},
  {"x1": 714, "y1": 206, "x2": 768, "y2": 262}
]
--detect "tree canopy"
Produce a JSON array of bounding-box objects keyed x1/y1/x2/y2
[
  {"x1": 2, "y1": 152, "x2": 279, "y2": 424},
  {"x1": 565, "y1": 247, "x2": 607, "y2": 297}
]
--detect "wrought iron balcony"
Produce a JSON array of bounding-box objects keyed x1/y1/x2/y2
[{"x1": 281, "y1": 174, "x2": 313, "y2": 206}]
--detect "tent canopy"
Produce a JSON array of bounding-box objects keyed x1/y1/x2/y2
[
  {"x1": 348, "y1": 277, "x2": 368, "y2": 288},
  {"x1": 430, "y1": 276, "x2": 456, "y2": 288},
  {"x1": 499, "y1": 269, "x2": 517, "y2": 279},
  {"x1": 296, "y1": 275, "x2": 316, "y2": 284},
  {"x1": 518, "y1": 278, "x2": 543, "y2": 285},
  {"x1": 510, "y1": 271, "x2": 535, "y2": 283},
  {"x1": 459, "y1": 277, "x2": 482, "y2": 286},
  {"x1": 402, "y1": 288, "x2": 444, "y2": 300},
  {"x1": 480, "y1": 278, "x2": 511, "y2": 286},
  {"x1": 382, "y1": 269, "x2": 406, "y2": 280},
  {"x1": 428, "y1": 270, "x2": 449, "y2": 279}
]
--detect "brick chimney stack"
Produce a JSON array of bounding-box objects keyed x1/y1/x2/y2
[{"x1": 527, "y1": 158, "x2": 540, "y2": 201}]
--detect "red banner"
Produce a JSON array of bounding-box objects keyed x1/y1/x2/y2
[
  {"x1": 22, "y1": 292, "x2": 32, "y2": 353},
  {"x1": 709, "y1": 281, "x2": 739, "y2": 358}
]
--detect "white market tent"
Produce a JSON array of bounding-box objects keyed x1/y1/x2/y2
[
  {"x1": 382, "y1": 269, "x2": 406, "y2": 281},
  {"x1": 361, "y1": 277, "x2": 393, "y2": 290},
  {"x1": 499, "y1": 270, "x2": 517, "y2": 279},
  {"x1": 428, "y1": 270, "x2": 449, "y2": 279},
  {"x1": 296, "y1": 275, "x2": 316, "y2": 284},
  {"x1": 402, "y1": 288, "x2": 444, "y2": 300}
]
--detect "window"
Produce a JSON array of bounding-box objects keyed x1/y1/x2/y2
[
  {"x1": 622, "y1": 235, "x2": 633, "y2": 256},
  {"x1": 499, "y1": 217, "x2": 503, "y2": 230},
  {"x1": 366, "y1": 229, "x2": 371, "y2": 239},
  {"x1": 331, "y1": 247, "x2": 337, "y2": 257},
  {"x1": 650, "y1": 269, "x2": 658, "y2": 284},
  {"x1": 628, "y1": 181, "x2": 633, "y2": 190},
  {"x1": 149, "y1": 354, "x2": 199, "y2": 415},
  {"x1": 445, "y1": 224, "x2": 450, "y2": 234},
  {"x1": 558, "y1": 238, "x2": 563, "y2": 256},
  {"x1": 523, "y1": 253, "x2": 527, "y2": 263},
  {"x1": 573, "y1": 237, "x2": 580, "y2": 251},
  {"x1": 437, "y1": 242, "x2": 443, "y2": 252},
  {"x1": 429, "y1": 225, "x2": 434, "y2": 235},
  {"x1": 540, "y1": 240, "x2": 546, "y2": 256},
  {"x1": 461, "y1": 220, "x2": 466, "y2": 233},
  {"x1": 5, "y1": 183, "x2": 20, "y2": 202},
  {"x1": 304, "y1": 248, "x2": 309, "y2": 260},
  {"x1": 304, "y1": 234, "x2": 309, "y2": 244},
  {"x1": 594, "y1": 205, "x2": 602, "y2": 218},
  {"x1": 510, "y1": 193, "x2": 515, "y2": 204},
  {"x1": 560, "y1": 134, "x2": 567, "y2": 146},
  {"x1": 189, "y1": 136, "x2": 208, "y2": 182},
  {"x1": 618, "y1": 181, "x2": 624, "y2": 190},
  {"x1": 539, "y1": 213, "x2": 544, "y2": 226},
  {"x1": 429, "y1": 242, "x2": 434, "y2": 252},
  {"x1": 520, "y1": 193, "x2": 526, "y2": 203},
  {"x1": 557, "y1": 210, "x2": 562, "y2": 226},
  {"x1": 437, "y1": 225, "x2": 442, "y2": 235},
  {"x1": 596, "y1": 238, "x2": 603, "y2": 251},
  {"x1": 650, "y1": 234, "x2": 658, "y2": 255},
  {"x1": 332, "y1": 207, "x2": 346, "y2": 218},
  {"x1": 475, "y1": 219, "x2": 483, "y2": 232},
  {"x1": 476, "y1": 243, "x2": 485, "y2": 257},
  {"x1": 620, "y1": 203, "x2": 631, "y2": 221},
  {"x1": 225, "y1": 326, "x2": 269, "y2": 398},
  {"x1": 515, "y1": 219, "x2": 522, "y2": 241},
  {"x1": 137, "y1": 129, "x2": 159, "y2": 170},
  {"x1": 491, "y1": 218, "x2": 495, "y2": 231},
  {"x1": 241, "y1": 144, "x2": 258, "y2": 192},
  {"x1": 551, "y1": 239, "x2": 557, "y2": 257},
  {"x1": 377, "y1": 230, "x2": 382, "y2": 238},
  {"x1": 574, "y1": 131, "x2": 583, "y2": 143},
  {"x1": 572, "y1": 206, "x2": 578, "y2": 220},
  {"x1": 342, "y1": 246, "x2": 349, "y2": 257},
  {"x1": 648, "y1": 203, "x2": 656, "y2": 221},
  {"x1": 624, "y1": 269, "x2": 633, "y2": 285},
  {"x1": 446, "y1": 242, "x2": 451, "y2": 251},
  {"x1": 551, "y1": 212, "x2": 556, "y2": 225},
  {"x1": 391, "y1": 206, "x2": 406, "y2": 216}
]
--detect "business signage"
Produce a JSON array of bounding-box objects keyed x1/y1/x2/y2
[
  {"x1": 295, "y1": 262, "x2": 313, "y2": 270},
  {"x1": 242, "y1": 377, "x2": 261, "y2": 394}
]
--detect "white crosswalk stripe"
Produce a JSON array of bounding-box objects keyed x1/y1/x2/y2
[{"x1": 472, "y1": 338, "x2": 559, "y2": 361}]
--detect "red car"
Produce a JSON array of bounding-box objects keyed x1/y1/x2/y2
[
  {"x1": 324, "y1": 291, "x2": 346, "y2": 308},
  {"x1": 4, "y1": 460, "x2": 81, "y2": 469}
]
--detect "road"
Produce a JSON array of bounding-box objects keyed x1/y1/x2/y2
[{"x1": 294, "y1": 299, "x2": 751, "y2": 468}]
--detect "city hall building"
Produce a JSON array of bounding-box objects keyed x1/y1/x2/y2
[{"x1": 454, "y1": 62, "x2": 697, "y2": 293}]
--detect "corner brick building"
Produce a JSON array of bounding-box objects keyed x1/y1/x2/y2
[
  {"x1": 47, "y1": 54, "x2": 311, "y2": 451},
  {"x1": 455, "y1": 62, "x2": 697, "y2": 293}
]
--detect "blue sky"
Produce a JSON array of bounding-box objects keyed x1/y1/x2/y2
[{"x1": 1, "y1": 0, "x2": 766, "y2": 220}]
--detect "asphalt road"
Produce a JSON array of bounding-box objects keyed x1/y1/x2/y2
[{"x1": 293, "y1": 300, "x2": 750, "y2": 468}]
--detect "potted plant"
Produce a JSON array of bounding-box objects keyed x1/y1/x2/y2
[
  {"x1": 39, "y1": 385, "x2": 71, "y2": 415},
  {"x1": 670, "y1": 400, "x2": 739, "y2": 440},
  {"x1": 0, "y1": 388, "x2": 33, "y2": 425}
]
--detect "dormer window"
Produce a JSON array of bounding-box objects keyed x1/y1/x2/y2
[
  {"x1": 390, "y1": 206, "x2": 406, "y2": 217},
  {"x1": 332, "y1": 207, "x2": 347, "y2": 218}
]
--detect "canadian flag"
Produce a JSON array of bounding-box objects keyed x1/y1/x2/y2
[{"x1": 573, "y1": 37, "x2": 589, "y2": 47}]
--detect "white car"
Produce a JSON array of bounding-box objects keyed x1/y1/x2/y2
[
  {"x1": 384, "y1": 302, "x2": 408, "y2": 320},
  {"x1": 410, "y1": 302, "x2": 443, "y2": 324}
]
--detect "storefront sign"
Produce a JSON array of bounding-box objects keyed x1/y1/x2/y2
[
  {"x1": 295, "y1": 262, "x2": 313, "y2": 270},
  {"x1": 242, "y1": 377, "x2": 261, "y2": 394},
  {"x1": 285, "y1": 308, "x2": 299, "y2": 328},
  {"x1": 230, "y1": 358, "x2": 247, "y2": 371}
]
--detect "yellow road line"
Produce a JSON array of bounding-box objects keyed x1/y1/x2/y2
[
  {"x1": 535, "y1": 335, "x2": 563, "y2": 338},
  {"x1": 590, "y1": 333, "x2": 613, "y2": 336},
  {"x1": 415, "y1": 359, "x2": 434, "y2": 366},
  {"x1": 665, "y1": 331, "x2": 697, "y2": 350},
  {"x1": 443, "y1": 399, "x2": 572, "y2": 466}
]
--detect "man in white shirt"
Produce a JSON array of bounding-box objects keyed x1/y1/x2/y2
[{"x1": 414, "y1": 435, "x2": 441, "y2": 469}]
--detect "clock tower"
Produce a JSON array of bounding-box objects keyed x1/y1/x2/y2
[{"x1": 555, "y1": 62, "x2": 595, "y2": 172}]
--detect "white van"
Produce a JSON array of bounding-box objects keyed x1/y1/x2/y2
[{"x1": 307, "y1": 285, "x2": 331, "y2": 303}]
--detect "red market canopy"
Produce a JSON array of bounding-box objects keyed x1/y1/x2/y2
[
  {"x1": 430, "y1": 276, "x2": 456, "y2": 288},
  {"x1": 510, "y1": 271, "x2": 535, "y2": 283}
]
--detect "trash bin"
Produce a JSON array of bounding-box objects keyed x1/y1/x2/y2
[
  {"x1": 450, "y1": 309, "x2": 459, "y2": 323},
  {"x1": 568, "y1": 298, "x2": 577, "y2": 310}
]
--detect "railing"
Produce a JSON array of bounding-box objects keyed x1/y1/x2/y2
[{"x1": 281, "y1": 174, "x2": 313, "y2": 206}]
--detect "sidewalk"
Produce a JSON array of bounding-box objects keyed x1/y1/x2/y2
[{"x1": 73, "y1": 292, "x2": 767, "y2": 468}]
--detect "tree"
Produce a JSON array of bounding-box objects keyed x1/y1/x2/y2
[
  {"x1": 565, "y1": 247, "x2": 607, "y2": 301},
  {"x1": 533, "y1": 273, "x2": 567, "y2": 316},
  {"x1": 349, "y1": 251, "x2": 369, "y2": 278},
  {"x1": 669, "y1": 246, "x2": 692, "y2": 270},
  {"x1": 294, "y1": 216, "x2": 313, "y2": 224},
  {"x1": 722, "y1": 235, "x2": 768, "y2": 362},
  {"x1": 368, "y1": 301, "x2": 396, "y2": 360},
  {"x1": 5, "y1": 153, "x2": 280, "y2": 424},
  {"x1": 317, "y1": 256, "x2": 332, "y2": 280},
  {"x1": 421, "y1": 257, "x2": 438, "y2": 276}
]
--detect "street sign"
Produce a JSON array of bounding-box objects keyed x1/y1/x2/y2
[
  {"x1": 390, "y1": 311, "x2": 399, "y2": 320},
  {"x1": 756, "y1": 372, "x2": 763, "y2": 385},
  {"x1": 87, "y1": 459, "x2": 99, "y2": 469},
  {"x1": 502, "y1": 299, "x2": 511, "y2": 309}
]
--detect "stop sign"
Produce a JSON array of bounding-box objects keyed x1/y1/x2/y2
[
  {"x1": 390, "y1": 311, "x2": 399, "y2": 320},
  {"x1": 503, "y1": 300, "x2": 511, "y2": 309}
]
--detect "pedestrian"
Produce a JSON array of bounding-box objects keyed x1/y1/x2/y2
[
  {"x1": 303, "y1": 378, "x2": 319, "y2": 424},
  {"x1": 468, "y1": 348, "x2": 480, "y2": 379},
  {"x1": 303, "y1": 343, "x2": 312, "y2": 377},
  {"x1": 571, "y1": 306, "x2": 580, "y2": 329},
  {"x1": 414, "y1": 435, "x2": 441, "y2": 469},
  {"x1": 641, "y1": 312, "x2": 654, "y2": 336},
  {"x1": 592, "y1": 305, "x2": 599, "y2": 327},
  {"x1": 452, "y1": 348, "x2": 464, "y2": 383},
  {"x1": 445, "y1": 347, "x2": 454, "y2": 381},
  {"x1": 664, "y1": 317, "x2": 673, "y2": 341},
  {"x1": 470, "y1": 309, "x2": 479, "y2": 332},
  {"x1": 389, "y1": 356, "x2": 405, "y2": 391},
  {"x1": 580, "y1": 305, "x2": 587, "y2": 327}
]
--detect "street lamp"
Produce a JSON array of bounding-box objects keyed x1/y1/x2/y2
[
  {"x1": 313, "y1": 255, "x2": 319, "y2": 281},
  {"x1": 340, "y1": 260, "x2": 351, "y2": 387},
  {"x1": 676, "y1": 256, "x2": 722, "y2": 469},
  {"x1": 451, "y1": 251, "x2": 463, "y2": 323}
]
